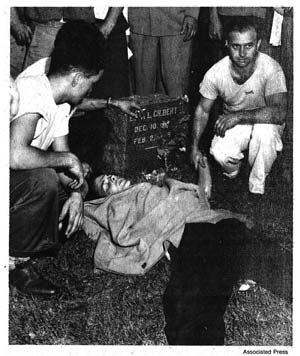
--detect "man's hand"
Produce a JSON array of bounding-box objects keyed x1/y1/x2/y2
[
  {"x1": 99, "y1": 19, "x2": 115, "y2": 39},
  {"x1": 67, "y1": 153, "x2": 85, "y2": 190},
  {"x1": 208, "y1": 13, "x2": 223, "y2": 40},
  {"x1": 82, "y1": 162, "x2": 93, "y2": 178},
  {"x1": 113, "y1": 99, "x2": 142, "y2": 118},
  {"x1": 59, "y1": 192, "x2": 83, "y2": 238},
  {"x1": 191, "y1": 146, "x2": 206, "y2": 170},
  {"x1": 214, "y1": 113, "x2": 240, "y2": 137},
  {"x1": 181, "y1": 16, "x2": 197, "y2": 41},
  {"x1": 11, "y1": 22, "x2": 33, "y2": 46}
]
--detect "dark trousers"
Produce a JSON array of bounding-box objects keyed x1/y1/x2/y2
[
  {"x1": 93, "y1": 19, "x2": 130, "y2": 99},
  {"x1": 9, "y1": 168, "x2": 66, "y2": 258},
  {"x1": 163, "y1": 219, "x2": 246, "y2": 345},
  {"x1": 69, "y1": 19, "x2": 130, "y2": 172}
]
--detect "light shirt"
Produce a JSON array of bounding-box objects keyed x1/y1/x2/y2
[
  {"x1": 12, "y1": 58, "x2": 75, "y2": 150},
  {"x1": 199, "y1": 52, "x2": 287, "y2": 115},
  {"x1": 94, "y1": 6, "x2": 109, "y2": 20}
]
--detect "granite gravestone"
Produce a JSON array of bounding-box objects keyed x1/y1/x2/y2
[{"x1": 102, "y1": 94, "x2": 190, "y2": 174}]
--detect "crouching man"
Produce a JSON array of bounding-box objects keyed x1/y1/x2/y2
[
  {"x1": 9, "y1": 20, "x2": 140, "y2": 297},
  {"x1": 191, "y1": 17, "x2": 287, "y2": 195}
]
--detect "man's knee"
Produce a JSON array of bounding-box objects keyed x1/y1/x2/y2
[
  {"x1": 210, "y1": 144, "x2": 227, "y2": 166},
  {"x1": 251, "y1": 124, "x2": 282, "y2": 149},
  {"x1": 210, "y1": 143, "x2": 243, "y2": 177}
]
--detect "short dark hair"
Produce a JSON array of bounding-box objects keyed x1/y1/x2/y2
[
  {"x1": 224, "y1": 16, "x2": 260, "y2": 41},
  {"x1": 48, "y1": 20, "x2": 106, "y2": 77}
]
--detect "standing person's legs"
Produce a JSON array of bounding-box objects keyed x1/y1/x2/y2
[
  {"x1": 160, "y1": 35, "x2": 193, "y2": 97},
  {"x1": 163, "y1": 219, "x2": 246, "y2": 345},
  {"x1": 210, "y1": 124, "x2": 253, "y2": 178},
  {"x1": 93, "y1": 24, "x2": 130, "y2": 99},
  {"x1": 130, "y1": 33, "x2": 159, "y2": 95},
  {"x1": 248, "y1": 124, "x2": 284, "y2": 194},
  {"x1": 23, "y1": 22, "x2": 62, "y2": 70},
  {"x1": 10, "y1": 35, "x2": 27, "y2": 79}
]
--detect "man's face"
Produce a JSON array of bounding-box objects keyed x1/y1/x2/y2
[
  {"x1": 70, "y1": 69, "x2": 103, "y2": 105},
  {"x1": 227, "y1": 28, "x2": 261, "y2": 69},
  {"x1": 93, "y1": 175, "x2": 131, "y2": 197}
]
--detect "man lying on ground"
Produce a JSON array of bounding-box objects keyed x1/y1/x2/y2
[{"x1": 83, "y1": 173, "x2": 253, "y2": 344}]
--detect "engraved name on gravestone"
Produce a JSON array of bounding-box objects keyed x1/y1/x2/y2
[{"x1": 102, "y1": 94, "x2": 189, "y2": 174}]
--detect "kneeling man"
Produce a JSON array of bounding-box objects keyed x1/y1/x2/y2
[{"x1": 191, "y1": 17, "x2": 287, "y2": 195}]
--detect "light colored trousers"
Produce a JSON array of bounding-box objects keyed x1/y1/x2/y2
[
  {"x1": 130, "y1": 33, "x2": 193, "y2": 97},
  {"x1": 210, "y1": 124, "x2": 284, "y2": 194}
]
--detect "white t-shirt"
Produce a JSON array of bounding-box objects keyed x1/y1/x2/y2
[
  {"x1": 11, "y1": 58, "x2": 75, "y2": 151},
  {"x1": 93, "y1": 6, "x2": 109, "y2": 19},
  {"x1": 199, "y1": 52, "x2": 287, "y2": 115}
]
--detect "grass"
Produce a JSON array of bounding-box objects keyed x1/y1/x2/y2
[{"x1": 9, "y1": 146, "x2": 293, "y2": 346}]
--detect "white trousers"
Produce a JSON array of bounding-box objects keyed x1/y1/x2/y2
[{"x1": 210, "y1": 124, "x2": 284, "y2": 194}]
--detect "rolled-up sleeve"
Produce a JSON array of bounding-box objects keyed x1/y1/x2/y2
[{"x1": 199, "y1": 71, "x2": 219, "y2": 101}]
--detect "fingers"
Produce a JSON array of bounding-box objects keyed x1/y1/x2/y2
[
  {"x1": 182, "y1": 27, "x2": 189, "y2": 41},
  {"x1": 60, "y1": 207, "x2": 83, "y2": 238},
  {"x1": 198, "y1": 154, "x2": 206, "y2": 168},
  {"x1": 24, "y1": 26, "x2": 33, "y2": 43},
  {"x1": 130, "y1": 102, "x2": 142, "y2": 111},
  {"x1": 59, "y1": 203, "x2": 68, "y2": 226},
  {"x1": 18, "y1": 25, "x2": 33, "y2": 45},
  {"x1": 209, "y1": 32, "x2": 216, "y2": 40},
  {"x1": 68, "y1": 178, "x2": 83, "y2": 190},
  {"x1": 126, "y1": 110, "x2": 138, "y2": 119},
  {"x1": 193, "y1": 158, "x2": 198, "y2": 170},
  {"x1": 65, "y1": 213, "x2": 82, "y2": 238},
  {"x1": 182, "y1": 18, "x2": 197, "y2": 41},
  {"x1": 191, "y1": 152, "x2": 206, "y2": 170},
  {"x1": 205, "y1": 187, "x2": 212, "y2": 200},
  {"x1": 128, "y1": 104, "x2": 142, "y2": 119},
  {"x1": 183, "y1": 23, "x2": 193, "y2": 41},
  {"x1": 214, "y1": 116, "x2": 227, "y2": 137},
  {"x1": 82, "y1": 162, "x2": 92, "y2": 178},
  {"x1": 209, "y1": 31, "x2": 220, "y2": 41},
  {"x1": 227, "y1": 157, "x2": 240, "y2": 164},
  {"x1": 119, "y1": 100, "x2": 142, "y2": 118}
]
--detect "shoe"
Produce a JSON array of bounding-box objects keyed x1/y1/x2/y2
[{"x1": 9, "y1": 262, "x2": 60, "y2": 297}]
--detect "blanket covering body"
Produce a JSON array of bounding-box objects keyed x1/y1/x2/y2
[{"x1": 84, "y1": 179, "x2": 249, "y2": 275}]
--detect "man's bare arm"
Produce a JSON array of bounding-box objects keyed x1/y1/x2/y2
[
  {"x1": 10, "y1": 113, "x2": 84, "y2": 188},
  {"x1": 99, "y1": 7, "x2": 123, "y2": 39},
  {"x1": 10, "y1": 7, "x2": 33, "y2": 46},
  {"x1": 214, "y1": 92, "x2": 287, "y2": 137},
  {"x1": 191, "y1": 96, "x2": 216, "y2": 168},
  {"x1": 77, "y1": 98, "x2": 107, "y2": 111},
  {"x1": 77, "y1": 98, "x2": 141, "y2": 118},
  {"x1": 51, "y1": 135, "x2": 88, "y2": 198}
]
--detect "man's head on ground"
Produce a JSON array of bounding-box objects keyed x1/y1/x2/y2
[
  {"x1": 225, "y1": 17, "x2": 261, "y2": 69},
  {"x1": 48, "y1": 20, "x2": 106, "y2": 105},
  {"x1": 93, "y1": 174, "x2": 131, "y2": 198}
]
